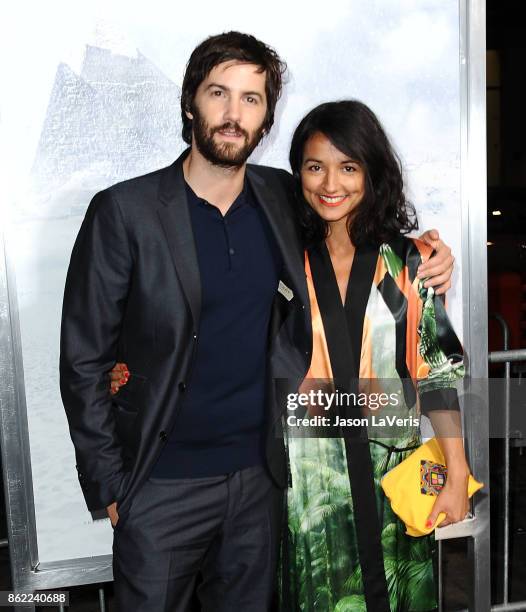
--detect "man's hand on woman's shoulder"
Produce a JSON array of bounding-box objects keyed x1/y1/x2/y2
[{"x1": 417, "y1": 229, "x2": 455, "y2": 295}]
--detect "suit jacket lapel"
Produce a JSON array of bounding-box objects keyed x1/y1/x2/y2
[
  {"x1": 157, "y1": 149, "x2": 201, "y2": 326},
  {"x1": 246, "y1": 167, "x2": 308, "y2": 309}
]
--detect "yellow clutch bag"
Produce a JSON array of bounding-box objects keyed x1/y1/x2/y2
[{"x1": 380, "y1": 437, "x2": 484, "y2": 537}]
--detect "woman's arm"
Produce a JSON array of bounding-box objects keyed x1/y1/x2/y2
[
  {"x1": 425, "y1": 411, "x2": 470, "y2": 527},
  {"x1": 416, "y1": 272, "x2": 471, "y2": 528}
]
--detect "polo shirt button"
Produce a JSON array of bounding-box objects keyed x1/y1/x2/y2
[
  {"x1": 229, "y1": 248, "x2": 235, "y2": 255},
  {"x1": 193, "y1": 333, "x2": 197, "y2": 340},
  {"x1": 178, "y1": 382, "x2": 186, "y2": 392},
  {"x1": 159, "y1": 431, "x2": 167, "y2": 442}
]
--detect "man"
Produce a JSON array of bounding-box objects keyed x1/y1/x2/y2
[{"x1": 60, "y1": 31, "x2": 454, "y2": 611}]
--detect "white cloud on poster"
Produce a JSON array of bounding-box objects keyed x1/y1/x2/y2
[
  {"x1": 90, "y1": 20, "x2": 139, "y2": 59},
  {"x1": 377, "y1": 11, "x2": 456, "y2": 75}
]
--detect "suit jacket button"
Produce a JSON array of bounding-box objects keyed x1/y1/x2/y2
[
  {"x1": 159, "y1": 431, "x2": 167, "y2": 442},
  {"x1": 178, "y1": 382, "x2": 186, "y2": 392}
]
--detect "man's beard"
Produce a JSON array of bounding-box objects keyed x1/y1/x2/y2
[{"x1": 191, "y1": 105, "x2": 265, "y2": 168}]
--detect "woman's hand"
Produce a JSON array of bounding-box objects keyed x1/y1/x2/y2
[
  {"x1": 107, "y1": 501, "x2": 119, "y2": 527},
  {"x1": 417, "y1": 229, "x2": 455, "y2": 295},
  {"x1": 426, "y1": 465, "x2": 470, "y2": 528},
  {"x1": 110, "y1": 362, "x2": 129, "y2": 395}
]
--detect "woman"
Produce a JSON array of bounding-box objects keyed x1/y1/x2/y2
[
  {"x1": 281, "y1": 100, "x2": 470, "y2": 612},
  {"x1": 110, "y1": 100, "x2": 471, "y2": 611}
]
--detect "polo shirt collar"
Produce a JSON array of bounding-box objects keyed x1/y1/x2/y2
[{"x1": 184, "y1": 179, "x2": 253, "y2": 214}]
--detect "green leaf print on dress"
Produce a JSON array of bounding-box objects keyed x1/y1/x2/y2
[
  {"x1": 417, "y1": 282, "x2": 465, "y2": 395},
  {"x1": 380, "y1": 244, "x2": 404, "y2": 279},
  {"x1": 285, "y1": 436, "x2": 437, "y2": 611}
]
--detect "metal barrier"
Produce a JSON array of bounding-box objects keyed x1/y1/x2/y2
[{"x1": 488, "y1": 313, "x2": 526, "y2": 611}]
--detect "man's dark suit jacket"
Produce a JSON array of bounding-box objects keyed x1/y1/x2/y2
[{"x1": 60, "y1": 149, "x2": 312, "y2": 517}]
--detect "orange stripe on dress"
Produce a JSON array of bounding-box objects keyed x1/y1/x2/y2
[
  {"x1": 387, "y1": 238, "x2": 433, "y2": 300},
  {"x1": 412, "y1": 237, "x2": 433, "y2": 262},
  {"x1": 406, "y1": 279, "x2": 423, "y2": 380},
  {"x1": 304, "y1": 252, "x2": 333, "y2": 380},
  {"x1": 408, "y1": 238, "x2": 433, "y2": 381}
]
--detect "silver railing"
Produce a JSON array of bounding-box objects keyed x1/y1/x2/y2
[{"x1": 487, "y1": 313, "x2": 526, "y2": 611}]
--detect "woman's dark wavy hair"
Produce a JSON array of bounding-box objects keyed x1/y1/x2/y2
[
  {"x1": 289, "y1": 100, "x2": 418, "y2": 248},
  {"x1": 181, "y1": 31, "x2": 287, "y2": 144}
]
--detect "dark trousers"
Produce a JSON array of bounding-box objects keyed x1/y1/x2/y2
[{"x1": 112, "y1": 465, "x2": 283, "y2": 612}]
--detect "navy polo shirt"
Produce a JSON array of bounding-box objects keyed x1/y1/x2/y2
[{"x1": 151, "y1": 179, "x2": 283, "y2": 478}]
